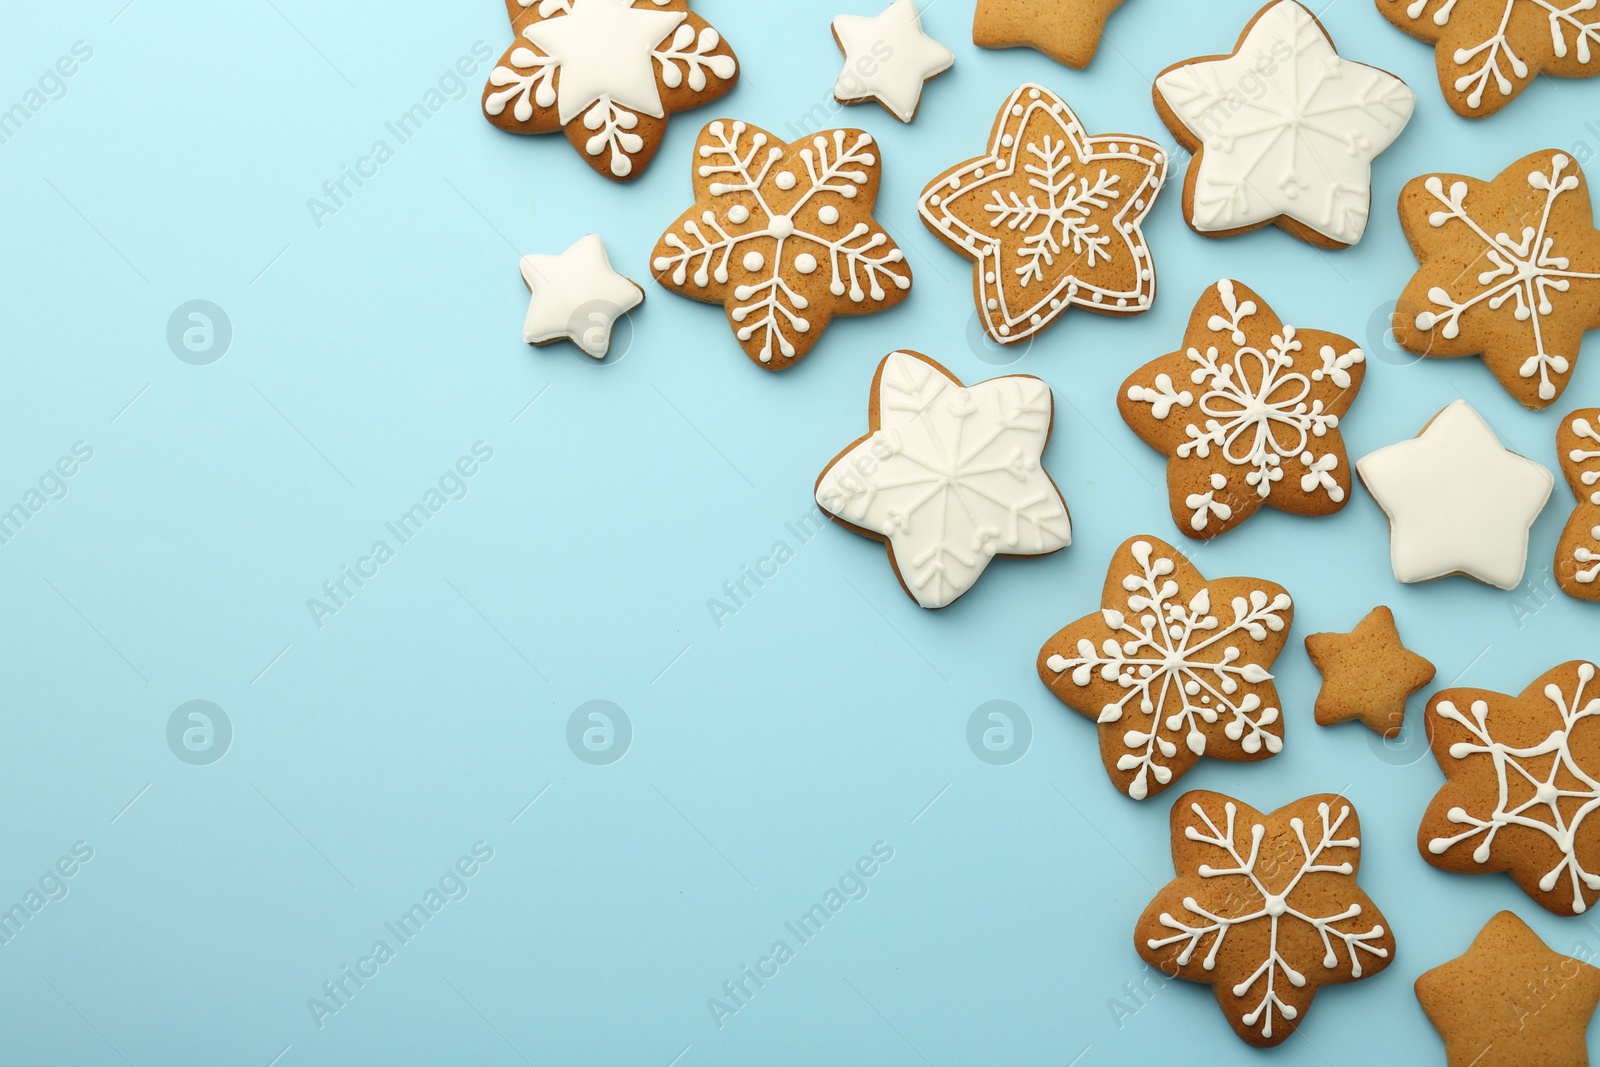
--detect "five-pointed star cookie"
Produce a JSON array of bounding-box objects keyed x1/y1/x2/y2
[
  {"x1": 1394, "y1": 150, "x2": 1600, "y2": 410},
  {"x1": 1420, "y1": 661, "x2": 1600, "y2": 915},
  {"x1": 1037, "y1": 536, "x2": 1291, "y2": 800},
  {"x1": 1557, "y1": 408, "x2": 1600, "y2": 602},
  {"x1": 519, "y1": 234, "x2": 644, "y2": 358},
  {"x1": 1137, "y1": 791, "x2": 1395, "y2": 1047},
  {"x1": 1357, "y1": 400, "x2": 1554, "y2": 590},
  {"x1": 1377, "y1": 0, "x2": 1600, "y2": 118},
  {"x1": 1119, "y1": 280, "x2": 1367, "y2": 540},
  {"x1": 972, "y1": 0, "x2": 1127, "y2": 69},
  {"x1": 919, "y1": 84, "x2": 1167, "y2": 346},
  {"x1": 482, "y1": 0, "x2": 739, "y2": 181},
  {"x1": 832, "y1": 0, "x2": 954, "y2": 123},
  {"x1": 651, "y1": 120, "x2": 912, "y2": 370},
  {"x1": 1416, "y1": 911, "x2": 1600, "y2": 1067},
  {"x1": 815, "y1": 351, "x2": 1071, "y2": 609},
  {"x1": 1305, "y1": 606, "x2": 1436, "y2": 738},
  {"x1": 1154, "y1": 0, "x2": 1416, "y2": 249}
]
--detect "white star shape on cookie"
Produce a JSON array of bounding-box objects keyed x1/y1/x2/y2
[
  {"x1": 1357, "y1": 400, "x2": 1553, "y2": 590},
  {"x1": 524, "y1": 0, "x2": 686, "y2": 123},
  {"x1": 815, "y1": 351, "x2": 1071, "y2": 609},
  {"x1": 1154, "y1": 0, "x2": 1415, "y2": 247},
  {"x1": 832, "y1": 0, "x2": 954, "y2": 123},
  {"x1": 519, "y1": 234, "x2": 644, "y2": 359}
]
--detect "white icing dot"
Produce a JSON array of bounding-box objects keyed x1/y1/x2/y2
[
  {"x1": 743, "y1": 251, "x2": 765, "y2": 272},
  {"x1": 775, "y1": 172, "x2": 797, "y2": 190},
  {"x1": 819, "y1": 206, "x2": 840, "y2": 225},
  {"x1": 769, "y1": 215, "x2": 795, "y2": 239},
  {"x1": 795, "y1": 253, "x2": 818, "y2": 274},
  {"x1": 1028, "y1": 88, "x2": 1040, "y2": 99},
  {"x1": 1001, "y1": 134, "x2": 1015, "y2": 148},
  {"x1": 1011, "y1": 104, "x2": 1023, "y2": 116},
  {"x1": 728, "y1": 205, "x2": 750, "y2": 224}
]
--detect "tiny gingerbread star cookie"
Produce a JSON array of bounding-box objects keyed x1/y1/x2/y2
[
  {"x1": 651, "y1": 120, "x2": 912, "y2": 370},
  {"x1": 1137, "y1": 791, "x2": 1395, "y2": 1047},
  {"x1": 1420, "y1": 661, "x2": 1600, "y2": 916},
  {"x1": 972, "y1": 0, "x2": 1127, "y2": 69},
  {"x1": 1305, "y1": 606, "x2": 1436, "y2": 738},
  {"x1": 482, "y1": 0, "x2": 738, "y2": 181},
  {"x1": 1416, "y1": 911, "x2": 1600, "y2": 1067},
  {"x1": 1119, "y1": 280, "x2": 1366, "y2": 540},
  {"x1": 832, "y1": 0, "x2": 954, "y2": 123},
  {"x1": 815, "y1": 351, "x2": 1071, "y2": 609},
  {"x1": 1394, "y1": 150, "x2": 1600, "y2": 410},
  {"x1": 1357, "y1": 400, "x2": 1553, "y2": 590},
  {"x1": 1037, "y1": 536, "x2": 1291, "y2": 800},
  {"x1": 1557, "y1": 408, "x2": 1600, "y2": 601},
  {"x1": 519, "y1": 234, "x2": 644, "y2": 359},
  {"x1": 1377, "y1": 0, "x2": 1600, "y2": 118},
  {"x1": 919, "y1": 84, "x2": 1167, "y2": 346},
  {"x1": 1154, "y1": 1, "x2": 1416, "y2": 249}
]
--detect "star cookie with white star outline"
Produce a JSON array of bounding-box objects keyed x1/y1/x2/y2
[
  {"x1": 1357, "y1": 400, "x2": 1553, "y2": 590},
  {"x1": 482, "y1": 0, "x2": 739, "y2": 181},
  {"x1": 1153, "y1": 0, "x2": 1416, "y2": 250},
  {"x1": 1305, "y1": 606, "x2": 1436, "y2": 738},
  {"x1": 814, "y1": 350, "x2": 1071, "y2": 609},
  {"x1": 972, "y1": 0, "x2": 1128, "y2": 70},
  {"x1": 919, "y1": 84, "x2": 1167, "y2": 346},
  {"x1": 519, "y1": 234, "x2": 644, "y2": 358},
  {"x1": 832, "y1": 0, "x2": 953, "y2": 123}
]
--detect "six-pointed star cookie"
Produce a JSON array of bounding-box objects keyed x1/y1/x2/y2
[
  {"x1": 1137, "y1": 791, "x2": 1395, "y2": 1047},
  {"x1": 1357, "y1": 400, "x2": 1553, "y2": 590},
  {"x1": 1120, "y1": 280, "x2": 1367, "y2": 539},
  {"x1": 1037, "y1": 536, "x2": 1291, "y2": 800},
  {"x1": 972, "y1": 0, "x2": 1127, "y2": 69},
  {"x1": 652, "y1": 120, "x2": 912, "y2": 370},
  {"x1": 815, "y1": 351, "x2": 1071, "y2": 609},
  {"x1": 1557, "y1": 408, "x2": 1600, "y2": 601},
  {"x1": 1417, "y1": 911, "x2": 1600, "y2": 1067},
  {"x1": 1154, "y1": 0, "x2": 1416, "y2": 249},
  {"x1": 1377, "y1": 0, "x2": 1600, "y2": 118},
  {"x1": 919, "y1": 84, "x2": 1167, "y2": 346},
  {"x1": 832, "y1": 0, "x2": 954, "y2": 123},
  {"x1": 1394, "y1": 150, "x2": 1600, "y2": 410},
  {"x1": 482, "y1": 0, "x2": 739, "y2": 181},
  {"x1": 1305, "y1": 606, "x2": 1436, "y2": 738},
  {"x1": 1420, "y1": 661, "x2": 1600, "y2": 916},
  {"x1": 519, "y1": 234, "x2": 644, "y2": 359}
]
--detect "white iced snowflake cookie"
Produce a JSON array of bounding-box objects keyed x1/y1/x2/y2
[
  {"x1": 832, "y1": 0, "x2": 954, "y2": 123},
  {"x1": 519, "y1": 234, "x2": 644, "y2": 359},
  {"x1": 815, "y1": 351, "x2": 1071, "y2": 609},
  {"x1": 1154, "y1": 0, "x2": 1415, "y2": 249}
]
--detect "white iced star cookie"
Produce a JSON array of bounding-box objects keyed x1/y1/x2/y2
[
  {"x1": 832, "y1": 0, "x2": 954, "y2": 123},
  {"x1": 815, "y1": 351, "x2": 1071, "y2": 609},
  {"x1": 1153, "y1": 0, "x2": 1416, "y2": 249},
  {"x1": 1357, "y1": 399, "x2": 1554, "y2": 590},
  {"x1": 519, "y1": 234, "x2": 644, "y2": 359}
]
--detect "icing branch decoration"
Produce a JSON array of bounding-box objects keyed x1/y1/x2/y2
[{"x1": 1562, "y1": 412, "x2": 1600, "y2": 591}]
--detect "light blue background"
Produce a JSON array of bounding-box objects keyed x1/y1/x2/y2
[{"x1": 2, "y1": 0, "x2": 1597, "y2": 1063}]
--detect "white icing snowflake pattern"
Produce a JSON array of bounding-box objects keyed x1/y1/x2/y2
[
  {"x1": 816, "y1": 352, "x2": 1070, "y2": 609},
  {"x1": 652, "y1": 121, "x2": 912, "y2": 368},
  {"x1": 1425, "y1": 662, "x2": 1600, "y2": 914}
]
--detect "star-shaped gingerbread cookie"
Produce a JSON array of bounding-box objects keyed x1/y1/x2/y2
[
  {"x1": 1305, "y1": 606, "x2": 1436, "y2": 738},
  {"x1": 1557, "y1": 408, "x2": 1600, "y2": 602},
  {"x1": 1394, "y1": 150, "x2": 1600, "y2": 410},
  {"x1": 1119, "y1": 280, "x2": 1366, "y2": 540},
  {"x1": 972, "y1": 0, "x2": 1127, "y2": 69},
  {"x1": 481, "y1": 0, "x2": 739, "y2": 181},
  {"x1": 1416, "y1": 911, "x2": 1600, "y2": 1067},
  {"x1": 919, "y1": 84, "x2": 1166, "y2": 346},
  {"x1": 1037, "y1": 536, "x2": 1291, "y2": 800}
]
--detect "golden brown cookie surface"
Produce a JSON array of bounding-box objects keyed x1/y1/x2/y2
[
  {"x1": 971, "y1": 0, "x2": 1126, "y2": 69},
  {"x1": 1557, "y1": 409, "x2": 1600, "y2": 601},
  {"x1": 1305, "y1": 606, "x2": 1435, "y2": 738}
]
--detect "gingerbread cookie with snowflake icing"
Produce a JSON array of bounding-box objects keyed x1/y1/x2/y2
[
  {"x1": 1394, "y1": 150, "x2": 1600, "y2": 410},
  {"x1": 1419, "y1": 661, "x2": 1600, "y2": 916},
  {"x1": 1037, "y1": 536, "x2": 1292, "y2": 801},
  {"x1": 1377, "y1": 0, "x2": 1600, "y2": 118},
  {"x1": 1119, "y1": 280, "x2": 1366, "y2": 540},
  {"x1": 918, "y1": 84, "x2": 1167, "y2": 346},
  {"x1": 1137, "y1": 791, "x2": 1395, "y2": 1047},
  {"x1": 651, "y1": 121, "x2": 912, "y2": 369},
  {"x1": 1557, "y1": 409, "x2": 1600, "y2": 601},
  {"x1": 482, "y1": 0, "x2": 738, "y2": 181}
]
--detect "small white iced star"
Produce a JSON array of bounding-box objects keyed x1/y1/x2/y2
[
  {"x1": 831, "y1": 0, "x2": 954, "y2": 123},
  {"x1": 519, "y1": 234, "x2": 644, "y2": 359}
]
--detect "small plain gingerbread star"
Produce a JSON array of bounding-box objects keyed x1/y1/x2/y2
[
  {"x1": 519, "y1": 234, "x2": 644, "y2": 358},
  {"x1": 972, "y1": 0, "x2": 1127, "y2": 69},
  {"x1": 1416, "y1": 911, "x2": 1600, "y2": 1067},
  {"x1": 832, "y1": 0, "x2": 953, "y2": 123},
  {"x1": 1305, "y1": 606, "x2": 1436, "y2": 738}
]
